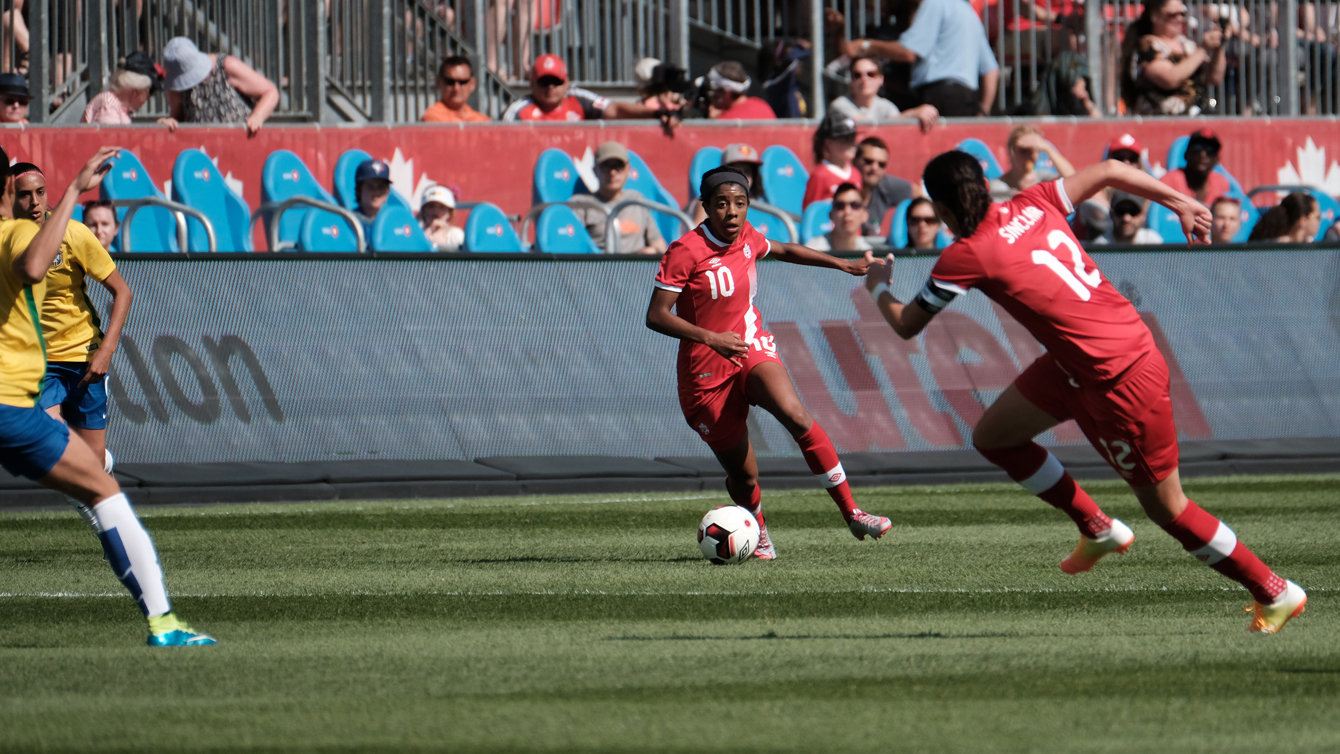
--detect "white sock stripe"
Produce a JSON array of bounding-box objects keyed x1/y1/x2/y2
[
  {"x1": 92, "y1": 493, "x2": 172, "y2": 617},
  {"x1": 1190, "y1": 521, "x2": 1238, "y2": 565},
  {"x1": 1019, "y1": 452, "x2": 1065, "y2": 495},
  {"x1": 817, "y1": 463, "x2": 846, "y2": 489}
]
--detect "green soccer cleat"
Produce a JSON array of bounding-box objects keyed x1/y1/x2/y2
[{"x1": 147, "y1": 613, "x2": 217, "y2": 647}]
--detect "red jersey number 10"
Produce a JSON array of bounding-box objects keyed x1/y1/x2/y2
[
  {"x1": 1031, "y1": 229, "x2": 1102, "y2": 301},
  {"x1": 703, "y1": 268, "x2": 736, "y2": 299}
]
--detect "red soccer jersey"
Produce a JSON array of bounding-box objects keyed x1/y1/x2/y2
[
  {"x1": 654, "y1": 222, "x2": 774, "y2": 392},
  {"x1": 803, "y1": 161, "x2": 859, "y2": 208},
  {"x1": 1160, "y1": 168, "x2": 1231, "y2": 206},
  {"x1": 922, "y1": 180, "x2": 1156, "y2": 385}
]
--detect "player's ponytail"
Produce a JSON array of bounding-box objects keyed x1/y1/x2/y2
[{"x1": 922, "y1": 150, "x2": 992, "y2": 240}]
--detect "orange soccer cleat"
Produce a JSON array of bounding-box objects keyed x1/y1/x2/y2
[{"x1": 1060, "y1": 519, "x2": 1134, "y2": 575}]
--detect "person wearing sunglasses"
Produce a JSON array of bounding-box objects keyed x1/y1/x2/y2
[
  {"x1": 0, "y1": 72, "x2": 30, "y2": 124},
  {"x1": 903, "y1": 197, "x2": 944, "y2": 251},
  {"x1": 1093, "y1": 191, "x2": 1164, "y2": 245},
  {"x1": 503, "y1": 54, "x2": 676, "y2": 128},
  {"x1": 1159, "y1": 129, "x2": 1231, "y2": 206},
  {"x1": 1121, "y1": 0, "x2": 1224, "y2": 116},
  {"x1": 828, "y1": 54, "x2": 938, "y2": 133},
  {"x1": 807, "y1": 183, "x2": 872, "y2": 252},
  {"x1": 855, "y1": 136, "x2": 920, "y2": 237},
  {"x1": 422, "y1": 55, "x2": 490, "y2": 123},
  {"x1": 1073, "y1": 133, "x2": 1148, "y2": 241}
]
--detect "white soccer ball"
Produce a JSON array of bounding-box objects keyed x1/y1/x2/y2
[{"x1": 697, "y1": 505, "x2": 760, "y2": 564}]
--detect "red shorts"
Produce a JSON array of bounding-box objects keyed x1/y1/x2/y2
[
  {"x1": 1014, "y1": 351, "x2": 1180, "y2": 486},
  {"x1": 679, "y1": 334, "x2": 783, "y2": 452}
]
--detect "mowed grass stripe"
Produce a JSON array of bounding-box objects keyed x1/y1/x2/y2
[{"x1": 1, "y1": 474, "x2": 1337, "y2": 752}]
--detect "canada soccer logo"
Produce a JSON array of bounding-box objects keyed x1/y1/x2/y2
[{"x1": 743, "y1": 244, "x2": 751, "y2": 258}]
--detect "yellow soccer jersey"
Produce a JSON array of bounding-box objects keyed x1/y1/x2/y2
[
  {"x1": 41, "y1": 220, "x2": 116, "y2": 362},
  {"x1": 0, "y1": 219, "x2": 49, "y2": 407}
]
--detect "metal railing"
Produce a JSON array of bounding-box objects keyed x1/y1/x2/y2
[
  {"x1": 113, "y1": 197, "x2": 217, "y2": 253},
  {"x1": 11, "y1": 0, "x2": 1340, "y2": 122}
]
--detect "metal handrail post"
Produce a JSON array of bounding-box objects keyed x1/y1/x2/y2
[
  {"x1": 113, "y1": 198, "x2": 217, "y2": 253},
  {"x1": 603, "y1": 198, "x2": 695, "y2": 252},
  {"x1": 370, "y1": 0, "x2": 392, "y2": 122},
  {"x1": 518, "y1": 196, "x2": 608, "y2": 245},
  {"x1": 29, "y1": 0, "x2": 47, "y2": 123},
  {"x1": 1085, "y1": 0, "x2": 1104, "y2": 115},
  {"x1": 746, "y1": 200, "x2": 800, "y2": 243},
  {"x1": 810, "y1": 0, "x2": 825, "y2": 122},
  {"x1": 1284, "y1": 0, "x2": 1301, "y2": 115},
  {"x1": 250, "y1": 198, "x2": 368, "y2": 253},
  {"x1": 303, "y1": 0, "x2": 326, "y2": 123},
  {"x1": 669, "y1": 0, "x2": 689, "y2": 71}
]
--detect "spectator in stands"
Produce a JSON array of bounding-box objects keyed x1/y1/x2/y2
[
  {"x1": 1210, "y1": 197, "x2": 1244, "y2": 244},
  {"x1": 829, "y1": 54, "x2": 938, "y2": 132},
  {"x1": 1160, "y1": 129, "x2": 1231, "y2": 205},
  {"x1": 0, "y1": 72, "x2": 30, "y2": 124},
  {"x1": 354, "y1": 160, "x2": 393, "y2": 221},
  {"x1": 1121, "y1": 0, "x2": 1225, "y2": 116},
  {"x1": 1, "y1": 0, "x2": 28, "y2": 75},
  {"x1": 807, "y1": 183, "x2": 871, "y2": 251},
  {"x1": 572, "y1": 141, "x2": 667, "y2": 255},
  {"x1": 418, "y1": 185, "x2": 464, "y2": 251},
  {"x1": 855, "y1": 136, "x2": 919, "y2": 236},
  {"x1": 904, "y1": 197, "x2": 943, "y2": 251},
  {"x1": 802, "y1": 112, "x2": 859, "y2": 209},
  {"x1": 81, "y1": 52, "x2": 178, "y2": 131},
  {"x1": 989, "y1": 125, "x2": 1076, "y2": 202},
  {"x1": 690, "y1": 143, "x2": 765, "y2": 226},
  {"x1": 1093, "y1": 192, "x2": 1164, "y2": 244},
  {"x1": 843, "y1": 0, "x2": 1000, "y2": 117},
  {"x1": 162, "y1": 37, "x2": 279, "y2": 135},
  {"x1": 1253, "y1": 192, "x2": 1321, "y2": 243},
  {"x1": 1074, "y1": 134, "x2": 1145, "y2": 240},
  {"x1": 422, "y1": 55, "x2": 489, "y2": 123},
  {"x1": 703, "y1": 61, "x2": 777, "y2": 120},
  {"x1": 81, "y1": 200, "x2": 119, "y2": 251},
  {"x1": 503, "y1": 54, "x2": 675, "y2": 126},
  {"x1": 633, "y1": 57, "x2": 687, "y2": 112}
]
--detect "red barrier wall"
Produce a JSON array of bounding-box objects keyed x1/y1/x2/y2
[{"x1": 5, "y1": 118, "x2": 1338, "y2": 243}]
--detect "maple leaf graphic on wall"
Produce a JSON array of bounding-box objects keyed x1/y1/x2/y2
[{"x1": 1277, "y1": 137, "x2": 1340, "y2": 196}]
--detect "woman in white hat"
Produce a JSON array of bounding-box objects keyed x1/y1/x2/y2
[
  {"x1": 81, "y1": 51, "x2": 178, "y2": 131},
  {"x1": 161, "y1": 36, "x2": 278, "y2": 135},
  {"x1": 418, "y1": 185, "x2": 465, "y2": 251}
]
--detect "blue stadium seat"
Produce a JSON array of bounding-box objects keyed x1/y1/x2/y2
[
  {"x1": 99, "y1": 150, "x2": 179, "y2": 253},
  {"x1": 533, "y1": 148, "x2": 580, "y2": 204},
  {"x1": 1147, "y1": 202, "x2": 1186, "y2": 243},
  {"x1": 688, "y1": 146, "x2": 723, "y2": 200},
  {"x1": 1234, "y1": 201, "x2": 1260, "y2": 242},
  {"x1": 299, "y1": 209, "x2": 362, "y2": 252},
  {"x1": 535, "y1": 205, "x2": 600, "y2": 253},
  {"x1": 172, "y1": 148, "x2": 253, "y2": 252},
  {"x1": 1307, "y1": 190, "x2": 1340, "y2": 241},
  {"x1": 801, "y1": 200, "x2": 833, "y2": 244},
  {"x1": 71, "y1": 204, "x2": 83, "y2": 223},
  {"x1": 956, "y1": 138, "x2": 1004, "y2": 181},
  {"x1": 369, "y1": 205, "x2": 434, "y2": 252},
  {"x1": 262, "y1": 150, "x2": 339, "y2": 250},
  {"x1": 747, "y1": 208, "x2": 789, "y2": 243},
  {"x1": 334, "y1": 148, "x2": 373, "y2": 211},
  {"x1": 625, "y1": 149, "x2": 684, "y2": 242},
  {"x1": 886, "y1": 199, "x2": 913, "y2": 248},
  {"x1": 760, "y1": 145, "x2": 808, "y2": 217},
  {"x1": 464, "y1": 203, "x2": 525, "y2": 252}
]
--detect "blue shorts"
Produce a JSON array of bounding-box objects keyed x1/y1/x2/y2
[
  {"x1": 40, "y1": 362, "x2": 109, "y2": 430},
  {"x1": 0, "y1": 402, "x2": 70, "y2": 479}
]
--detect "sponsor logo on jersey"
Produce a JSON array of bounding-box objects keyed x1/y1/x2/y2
[
  {"x1": 709, "y1": 258, "x2": 722, "y2": 267},
  {"x1": 697, "y1": 422, "x2": 710, "y2": 435},
  {"x1": 998, "y1": 205, "x2": 1045, "y2": 244},
  {"x1": 743, "y1": 244, "x2": 752, "y2": 258},
  {"x1": 697, "y1": 372, "x2": 712, "y2": 379}
]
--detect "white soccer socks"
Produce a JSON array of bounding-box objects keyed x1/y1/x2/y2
[{"x1": 85, "y1": 493, "x2": 172, "y2": 618}]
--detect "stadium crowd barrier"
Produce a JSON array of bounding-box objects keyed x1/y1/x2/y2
[
  {"x1": 64, "y1": 248, "x2": 1340, "y2": 469},
  {"x1": 6, "y1": 119, "x2": 1340, "y2": 251}
]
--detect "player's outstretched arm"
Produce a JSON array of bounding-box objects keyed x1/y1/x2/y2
[
  {"x1": 645, "y1": 288, "x2": 748, "y2": 367},
  {"x1": 1061, "y1": 159, "x2": 1212, "y2": 244},
  {"x1": 863, "y1": 251, "x2": 935, "y2": 340},
  {"x1": 769, "y1": 241, "x2": 870, "y2": 275},
  {"x1": 12, "y1": 147, "x2": 120, "y2": 283}
]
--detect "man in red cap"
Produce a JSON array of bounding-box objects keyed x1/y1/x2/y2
[
  {"x1": 503, "y1": 54, "x2": 673, "y2": 124},
  {"x1": 1159, "y1": 129, "x2": 1231, "y2": 206},
  {"x1": 1072, "y1": 133, "x2": 1148, "y2": 241}
]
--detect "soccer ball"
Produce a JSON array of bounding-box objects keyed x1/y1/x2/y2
[{"x1": 697, "y1": 505, "x2": 760, "y2": 564}]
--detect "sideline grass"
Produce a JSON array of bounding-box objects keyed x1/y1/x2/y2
[{"x1": 2, "y1": 475, "x2": 1337, "y2": 752}]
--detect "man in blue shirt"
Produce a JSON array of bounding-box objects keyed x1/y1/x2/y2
[{"x1": 845, "y1": 0, "x2": 999, "y2": 117}]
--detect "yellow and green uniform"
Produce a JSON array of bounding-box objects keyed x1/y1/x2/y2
[
  {"x1": 0, "y1": 219, "x2": 48, "y2": 407},
  {"x1": 41, "y1": 220, "x2": 116, "y2": 363}
]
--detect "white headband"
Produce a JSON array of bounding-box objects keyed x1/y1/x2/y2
[{"x1": 708, "y1": 67, "x2": 751, "y2": 93}]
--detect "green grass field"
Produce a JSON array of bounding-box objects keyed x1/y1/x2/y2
[{"x1": 2, "y1": 474, "x2": 1338, "y2": 753}]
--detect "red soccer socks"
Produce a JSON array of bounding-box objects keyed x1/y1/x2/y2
[
  {"x1": 1160, "y1": 500, "x2": 1286, "y2": 604},
  {"x1": 795, "y1": 423, "x2": 859, "y2": 521},
  {"x1": 728, "y1": 479, "x2": 765, "y2": 528},
  {"x1": 976, "y1": 442, "x2": 1113, "y2": 539}
]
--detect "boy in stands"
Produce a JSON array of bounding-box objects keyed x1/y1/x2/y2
[
  {"x1": 646, "y1": 166, "x2": 892, "y2": 559},
  {"x1": 0, "y1": 146, "x2": 214, "y2": 646},
  {"x1": 863, "y1": 150, "x2": 1305, "y2": 633}
]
